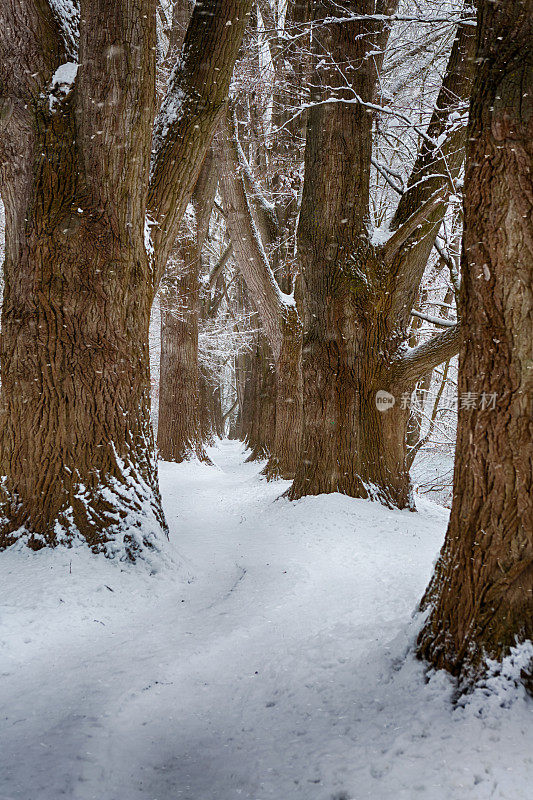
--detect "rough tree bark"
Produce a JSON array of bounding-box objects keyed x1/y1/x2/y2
[
  {"x1": 289, "y1": 1, "x2": 474, "y2": 506},
  {"x1": 417, "y1": 0, "x2": 533, "y2": 688},
  {"x1": 0, "y1": 0, "x2": 252, "y2": 557},
  {"x1": 0, "y1": 0, "x2": 164, "y2": 557},
  {"x1": 157, "y1": 222, "x2": 207, "y2": 462}
]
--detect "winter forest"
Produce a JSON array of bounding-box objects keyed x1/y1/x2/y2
[{"x1": 0, "y1": 0, "x2": 531, "y2": 798}]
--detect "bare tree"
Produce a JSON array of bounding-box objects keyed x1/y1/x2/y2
[
  {"x1": 216, "y1": 109, "x2": 303, "y2": 478},
  {"x1": 0, "y1": 0, "x2": 251, "y2": 557},
  {"x1": 289, "y1": 1, "x2": 474, "y2": 507},
  {"x1": 417, "y1": 0, "x2": 532, "y2": 690}
]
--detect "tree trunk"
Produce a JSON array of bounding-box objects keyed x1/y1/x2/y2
[
  {"x1": 216, "y1": 115, "x2": 303, "y2": 477},
  {"x1": 157, "y1": 231, "x2": 210, "y2": 462},
  {"x1": 417, "y1": 0, "x2": 533, "y2": 688},
  {"x1": 262, "y1": 315, "x2": 303, "y2": 480},
  {"x1": 290, "y1": 290, "x2": 415, "y2": 505},
  {"x1": 290, "y1": 2, "x2": 471, "y2": 506},
  {"x1": 243, "y1": 336, "x2": 276, "y2": 462},
  {"x1": 0, "y1": 0, "x2": 252, "y2": 557},
  {"x1": 0, "y1": 0, "x2": 166, "y2": 557},
  {"x1": 289, "y1": 1, "x2": 411, "y2": 504},
  {"x1": 157, "y1": 150, "x2": 217, "y2": 462}
]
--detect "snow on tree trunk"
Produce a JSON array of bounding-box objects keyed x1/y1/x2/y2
[
  {"x1": 0, "y1": 0, "x2": 166, "y2": 557},
  {"x1": 417, "y1": 0, "x2": 533, "y2": 689},
  {"x1": 0, "y1": 0, "x2": 253, "y2": 558}
]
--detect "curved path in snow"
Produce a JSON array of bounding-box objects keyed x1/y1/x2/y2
[{"x1": 1, "y1": 441, "x2": 531, "y2": 800}]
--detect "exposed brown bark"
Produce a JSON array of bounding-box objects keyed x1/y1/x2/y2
[
  {"x1": 243, "y1": 336, "x2": 276, "y2": 462},
  {"x1": 290, "y1": 1, "x2": 473, "y2": 506},
  {"x1": 199, "y1": 367, "x2": 225, "y2": 441},
  {"x1": 157, "y1": 230, "x2": 210, "y2": 462},
  {"x1": 0, "y1": 0, "x2": 252, "y2": 557},
  {"x1": 417, "y1": 0, "x2": 533, "y2": 688},
  {"x1": 388, "y1": 16, "x2": 477, "y2": 327},
  {"x1": 0, "y1": 0, "x2": 165, "y2": 556},
  {"x1": 148, "y1": 0, "x2": 253, "y2": 284},
  {"x1": 290, "y1": 0, "x2": 410, "y2": 504}
]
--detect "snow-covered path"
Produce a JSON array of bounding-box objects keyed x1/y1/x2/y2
[{"x1": 1, "y1": 441, "x2": 531, "y2": 800}]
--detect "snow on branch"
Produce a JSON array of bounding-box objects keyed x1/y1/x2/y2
[
  {"x1": 381, "y1": 187, "x2": 446, "y2": 263},
  {"x1": 411, "y1": 309, "x2": 457, "y2": 328},
  {"x1": 395, "y1": 323, "x2": 461, "y2": 385}
]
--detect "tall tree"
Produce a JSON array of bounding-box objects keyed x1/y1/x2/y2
[
  {"x1": 417, "y1": 0, "x2": 532, "y2": 688},
  {"x1": 0, "y1": 0, "x2": 251, "y2": 558},
  {"x1": 157, "y1": 154, "x2": 218, "y2": 463},
  {"x1": 216, "y1": 111, "x2": 303, "y2": 479},
  {"x1": 289, "y1": 1, "x2": 473, "y2": 506}
]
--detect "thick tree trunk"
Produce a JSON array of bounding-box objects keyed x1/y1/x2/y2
[
  {"x1": 149, "y1": 0, "x2": 253, "y2": 282},
  {"x1": 243, "y1": 337, "x2": 276, "y2": 462},
  {"x1": 417, "y1": 0, "x2": 533, "y2": 687},
  {"x1": 262, "y1": 316, "x2": 303, "y2": 480},
  {"x1": 236, "y1": 351, "x2": 254, "y2": 444},
  {"x1": 289, "y1": 1, "x2": 411, "y2": 504},
  {"x1": 157, "y1": 151, "x2": 217, "y2": 463},
  {"x1": 0, "y1": 0, "x2": 252, "y2": 558},
  {"x1": 290, "y1": 2, "x2": 471, "y2": 506},
  {"x1": 0, "y1": 201, "x2": 165, "y2": 556},
  {"x1": 0, "y1": 0, "x2": 166, "y2": 557},
  {"x1": 290, "y1": 292, "x2": 415, "y2": 505}
]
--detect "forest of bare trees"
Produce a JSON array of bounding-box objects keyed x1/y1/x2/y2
[{"x1": 0, "y1": 0, "x2": 531, "y2": 790}]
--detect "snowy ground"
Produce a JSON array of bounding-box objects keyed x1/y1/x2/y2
[{"x1": 1, "y1": 440, "x2": 531, "y2": 800}]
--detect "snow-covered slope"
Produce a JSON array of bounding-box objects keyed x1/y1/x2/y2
[{"x1": 0, "y1": 441, "x2": 531, "y2": 799}]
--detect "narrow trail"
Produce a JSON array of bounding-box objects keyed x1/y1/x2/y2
[{"x1": 1, "y1": 442, "x2": 530, "y2": 800}]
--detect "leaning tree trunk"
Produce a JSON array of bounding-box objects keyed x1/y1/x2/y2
[
  {"x1": 417, "y1": 0, "x2": 533, "y2": 687},
  {"x1": 216, "y1": 114, "x2": 303, "y2": 478}
]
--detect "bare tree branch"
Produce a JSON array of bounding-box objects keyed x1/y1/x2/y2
[
  {"x1": 387, "y1": 14, "x2": 476, "y2": 323},
  {"x1": 148, "y1": 0, "x2": 253, "y2": 286},
  {"x1": 411, "y1": 309, "x2": 457, "y2": 328},
  {"x1": 382, "y1": 188, "x2": 446, "y2": 264},
  {"x1": 232, "y1": 109, "x2": 280, "y2": 245},
  {"x1": 209, "y1": 242, "x2": 234, "y2": 288},
  {"x1": 395, "y1": 324, "x2": 461, "y2": 385}
]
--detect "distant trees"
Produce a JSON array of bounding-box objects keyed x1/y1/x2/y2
[
  {"x1": 417, "y1": 0, "x2": 532, "y2": 688},
  {"x1": 0, "y1": 0, "x2": 251, "y2": 557},
  {"x1": 157, "y1": 154, "x2": 218, "y2": 464},
  {"x1": 217, "y1": 111, "x2": 303, "y2": 479},
  {"x1": 215, "y1": 0, "x2": 313, "y2": 479}
]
